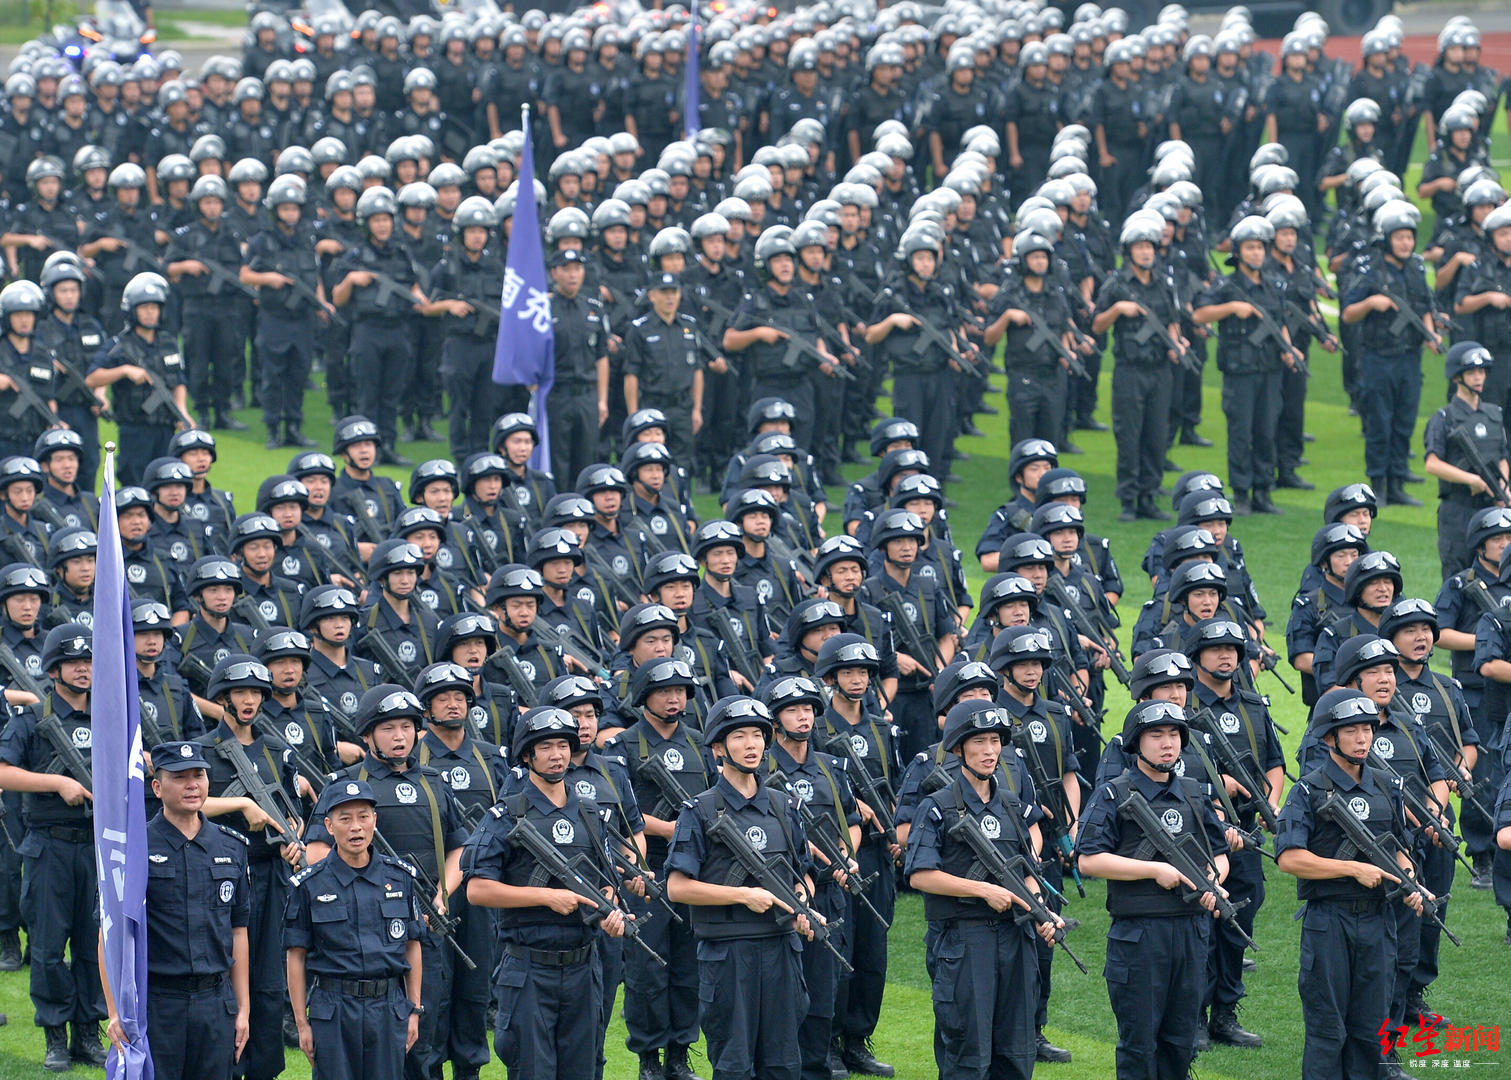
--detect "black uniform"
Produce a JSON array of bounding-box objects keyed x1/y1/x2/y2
[
  {"x1": 1423, "y1": 394, "x2": 1508, "y2": 580},
  {"x1": 337, "y1": 236, "x2": 423, "y2": 451},
  {"x1": 545, "y1": 285, "x2": 609, "y2": 487},
  {"x1": 91, "y1": 324, "x2": 186, "y2": 485},
  {"x1": 165, "y1": 218, "x2": 253, "y2": 418},
  {"x1": 244, "y1": 221, "x2": 324, "y2": 434},
  {"x1": 144, "y1": 810, "x2": 250, "y2": 1080},
  {"x1": 1099, "y1": 266, "x2": 1182, "y2": 512}
]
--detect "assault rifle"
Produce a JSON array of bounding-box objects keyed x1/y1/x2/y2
[
  {"x1": 705, "y1": 790, "x2": 850, "y2": 971},
  {"x1": 1375, "y1": 280, "x2": 1447, "y2": 354},
  {"x1": 821, "y1": 729, "x2": 900, "y2": 857},
  {"x1": 0, "y1": 641, "x2": 48, "y2": 699},
  {"x1": 1125, "y1": 303, "x2": 1201, "y2": 374},
  {"x1": 1312, "y1": 783, "x2": 1461, "y2": 947},
  {"x1": 879, "y1": 591, "x2": 942, "y2": 679},
  {"x1": 52, "y1": 355, "x2": 113, "y2": 422},
  {"x1": 98, "y1": 225, "x2": 162, "y2": 272},
  {"x1": 487, "y1": 647, "x2": 540, "y2": 709},
  {"x1": 1185, "y1": 707, "x2": 1279, "y2": 834},
  {"x1": 370, "y1": 828, "x2": 477, "y2": 970},
  {"x1": 505, "y1": 813, "x2": 665, "y2": 966},
  {"x1": 185, "y1": 252, "x2": 257, "y2": 299},
  {"x1": 706, "y1": 606, "x2": 763, "y2": 688},
  {"x1": 213, "y1": 737, "x2": 306, "y2": 869},
  {"x1": 1422, "y1": 727, "x2": 1494, "y2": 823},
  {"x1": 263, "y1": 263, "x2": 348, "y2": 328},
  {"x1": 1004, "y1": 718, "x2": 1086, "y2": 897},
  {"x1": 1448, "y1": 423, "x2": 1511, "y2": 505},
  {"x1": 140, "y1": 371, "x2": 196, "y2": 430},
  {"x1": 768, "y1": 769, "x2": 886, "y2": 928},
  {"x1": 1117, "y1": 785, "x2": 1257, "y2": 951},
  {"x1": 942, "y1": 783, "x2": 1088, "y2": 972},
  {"x1": 1245, "y1": 298, "x2": 1310, "y2": 375},
  {"x1": 1043, "y1": 578, "x2": 1130, "y2": 688},
  {"x1": 36, "y1": 711, "x2": 95, "y2": 817},
  {"x1": 338, "y1": 489, "x2": 389, "y2": 545},
  {"x1": 1367, "y1": 740, "x2": 1475, "y2": 878},
  {"x1": 1022, "y1": 307, "x2": 1088, "y2": 378},
  {"x1": 296, "y1": 523, "x2": 368, "y2": 587},
  {"x1": 4, "y1": 371, "x2": 60, "y2": 430},
  {"x1": 909, "y1": 312, "x2": 989, "y2": 385},
  {"x1": 779, "y1": 329, "x2": 855, "y2": 382},
  {"x1": 1282, "y1": 293, "x2": 1339, "y2": 351}
]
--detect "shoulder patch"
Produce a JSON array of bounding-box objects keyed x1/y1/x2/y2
[
  {"x1": 215, "y1": 823, "x2": 249, "y2": 845},
  {"x1": 382, "y1": 854, "x2": 419, "y2": 878},
  {"x1": 290, "y1": 864, "x2": 319, "y2": 886}
]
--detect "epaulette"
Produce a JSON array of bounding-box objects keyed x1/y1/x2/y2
[
  {"x1": 631, "y1": 313, "x2": 651, "y2": 327},
  {"x1": 380, "y1": 854, "x2": 419, "y2": 878},
  {"x1": 290, "y1": 863, "x2": 319, "y2": 886},
  {"x1": 215, "y1": 823, "x2": 249, "y2": 845},
  {"x1": 488, "y1": 804, "x2": 507, "y2": 819}
]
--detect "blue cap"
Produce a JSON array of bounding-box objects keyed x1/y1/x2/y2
[
  {"x1": 318, "y1": 778, "x2": 377, "y2": 815},
  {"x1": 152, "y1": 741, "x2": 209, "y2": 772}
]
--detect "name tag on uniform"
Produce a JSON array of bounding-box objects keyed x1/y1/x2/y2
[
  {"x1": 81, "y1": 334, "x2": 101, "y2": 347},
  {"x1": 213, "y1": 856, "x2": 233, "y2": 864},
  {"x1": 384, "y1": 887, "x2": 405, "y2": 900},
  {"x1": 647, "y1": 334, "x2": 661, "y2": 343},
  {"x1": 164, "y1": 353, "x2": 182, "y2": 367},
  {"x1": 28, "y1": 367, "x2": 48, "y2": 381}
]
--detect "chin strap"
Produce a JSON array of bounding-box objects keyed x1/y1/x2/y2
[{"x1": 1137, "y1": 750, "x2": 1180, "y2": 775}]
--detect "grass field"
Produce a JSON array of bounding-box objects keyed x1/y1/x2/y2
[{"x1": 0, "y1": 127, "x2": 1499, "y2": 1080}]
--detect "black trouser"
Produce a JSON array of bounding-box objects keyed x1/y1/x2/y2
[
  {"x1": 1069, "y1": 341, "x2": 1103, "y2": 425},
  {"x1": 441, "y1": 335, "x2": 503, "y2": 462},
  {"x1": 547, "y1": 384, "x2": 599, "y2": 488},
  {"x1": 321, "y1": 318, "x2": 354, "y2": 414},
  {"x1": 623, "y1": 895, "x2": 699, "y2": 1055},
  {"x1": 834, "y1": 837, "x2": 894, "y2": 1045},
  {"x1": 1034, "y1": 859, "x2": 1065, "y2": 1029},
  {"x1": 1340, "y1": 317, "x2": 1363, "y2": 404},
  {"x1": 1205, "y1": 844, "x2": 1263, "y2": 1008},
  {"x1": 444, "y1": 888, "x2": 494, "y2": 1074},
  {"x1": 1112, "y1": 361, "x2": 1172, "y2": 508},
  {"x1": 1277, "y1": 361, "x2": 1309, "y2": 475},
  {"x1": 1279, "y1": 130, "x2": 1321, "y2": 220},
  {"x1": 406, "y1": 316, "x2": 444, "y2": 426},
  {"x1": 408, "y1": 930, "x2": 450, "y2": 1080},
  {"x1": 1459, "y1": 747, "x2": 1499, "y2": 858},
  {"x1": 699, "y1": 367, "x2": 744, "y2": 484},
  {"x1": 55, "y1": 405, "x2": 99, "y2": 490},
  {"x1": 893, "y1": 371, "x2": 955, "y2": 477},
  {"x1": 1221, "y1": 368, "x2": 1281, "y2": 496},
  {"x1": 257, "y1": 320, "x2": 314, "y2": 429},
  {"x1": 147, "y1": 977, "x2": 236, "y2": 1080},
  {"x1": 1168, "y1": 327, "x2": 1206, "y2": 440},
  {"x1": 926, "y1": 918, "x2": 1038, "y2": 1080},
  {"x1": 350, "y1": 317, "x2": 412, "y2": 448},
  {"x1": 1411, "y1": 832, "x2": 1456, "y2": 999},
  {"x1": 1360, "y1": 349, "x2": 1422, "y2": 482},
  {"x1": 116, "y1": 422, "x2": 176, "y2": 487},
  {"x1": 0, "y1": 437, "x2": 34, "y2": 461},
  {"x1": 810, "y1": 367, "x2": 846, "y2": 479},
  {"x1": 493, "y1": 943, "x2": 602, "y2": 1080},
  {"x1": 1387, "y1": 835, "x2": 1429, "y2": 1031},
  {"x1": 1005, "y1": 365, "x2": 1065, "y2": 448},
  {"x1": 697, "y1": 934, "x2": 806, "y2": 1080},
  {"x1": 18, "y1": 831, "x2": 103, "y2": 1029},
  {"x1": 892, "y1": 686, "x2": 935, "y2": 764},
  {"x1": 1188, "y1": 135, "x2": 1226, "y2": 217},
  {"x1": 1437, "y1": 496, "x2": 1483, "y2": 583},
  {"x1": 0, "y1": 791, "x2": 21, "y2": 932},
  {"x1": 1105, "y1": 913, "x2": 1209, "y2": 1080},
  {"x1": 798, "y1": 882, "x2": 849, "y2": 1080},
  {"x1": 182, "y1": 299, "x2": 250, "y2": 415},
  {"x1": 1298, "y1": 899, "x2": 1394, "y2": 1079},
  {"x1": 242, "y1": 857, "x2": 290, "y2": 1080},
  {"x1": 1099, "y1": 147, "x2": 1144, "y2": 225}
]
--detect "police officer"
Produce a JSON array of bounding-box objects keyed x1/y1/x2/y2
[
  {"x1": 35, "y1": 262, "x2": 107, "y2": 489},
  {"x1": 164, "y1": 175, "x2": 251, "y2": 431},
  {"x1": 196, "y1": 654, "x2": 305, "y2": 1080},
  {"x1": 87, "y1": 272, "x2": 192, "y2": 486},
  {"x1": 258, "y1": 625, "x2": 356, "y2": 779},
  {"x1": 607, "y1": 657, "x2": 714, "y2": 1080},
  {"x1": 243, "y1": 173, "x2": 327, "y2": 451},
  {"x1": 304, "y1": 683, "x2": 468, "y2": 1080},
  {"x1": 1182, "y1": 617, "x2": 1282, "y2": 1048},
  {"x1": 331, "y1": 414, "x2": 406, "y2": 529},
  {"x1": 1193, "y1": 216, "x2": 1297, "y2": 516},
  {"x1": 113, "y1": 741, "x2": 249, "y2": 1080},
  {"x1": 1423, "y1": 342, "x2": 1509, "y2": 580},
  {"x1": 415, "y1": 661, "x2": 508, "y2": 1080},
  {"x1": 425, "y1": 196, "x2": 505, "y2": 462},
  {"x1": 1342, "y1": 199, "x2": 1441, "y2": 508},
  {"x1": 1276, "y1": 688, "x2": 1424, "y2": 1080},
  {"x1": 0, "y1": 624, "x2": 108, "y2": 1070},
  {"x1": 463, "y1": 707, "x2": 632, "y2": 1080},
  {"x1": 905, "y1": 699, "x2": 1062, "y2": 1080},
  {"x1": 1287, "y1": 523, "x2": 1370, "y2": 706},
  {"x1": 1076, "y1": 701, "x2": 1230, "y2": 1080},
  {"x1": 545, "y1": 248, "x2": 610, "y2": 487},
  {"x1": 623, "y1": 272, "x2": 705, "y2": 467},
  {"x1": 0, "y1": 280, "x2": 61, "y2": 461},
  {"x1": 36, "y1": 429, "x2": 100, "y2": 531},
  {"x1": 332, "y1": 187, "x2": 426, "y2": 465},
  {"x1": 356, "y1": 540, "x2": 440, "y2": 685},
  {"x1": 285, "y1": 779, "x2": 424, "y2": 1080},
  {"x1": 492, "y1": 413, "x2": 558, "y2": 530},
  {"x1": 176, "y1": 556, "x2": 257, "y2": 701},
  {"x1": 986, "y1": 231, "x2": 1076, "y2": 450},
  {"x1": 171, "y1": 429, "x2": 236, "y2": 539},
  {"x1": 1096, "y1": 212, "x2": 1187, "y2": 522},
  {"x1": 1312, "y1": 550, "x2": 1404, "y2": 689},
  {"x1": 132, "y1": 597, "x2": 201, "y2": 748},
  {"x1": 665, "y1": 696, "x2": 813, "y2": 1080},
  {"x1": 302, "y1": 585, "x2": 383, "y2": 729},
  {"x1": 144, "y1": 456, "x2": 214, "y2": 573}
]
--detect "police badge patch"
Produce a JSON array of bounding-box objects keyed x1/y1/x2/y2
[
  {"x1": 745, "y1": 825, "x2": 768, "y2": 851},
  {"x1": 552, "y1": 819, "x2": 575, "y2": 844},
  {"x1": 1160, "y1": 808, "x2": 1183, "y2": 834},
  {"x1": 1348, "y1": 796, "x2": 1370, "y2": 821}
]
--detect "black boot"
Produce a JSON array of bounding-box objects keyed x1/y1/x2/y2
[
  {"x1": 43, "y1": 1025, "x2": 69, "y2": 1072},
  {"x1": 826, "y1": 1040, "x2": 849, "y2": 1079},
  {"x1": 70, "y1": 1022, "x2": 108, "y2": 1067},
  {"x1": 1179, "y1": 427, "x2": 1213, "y2": 447},
  {"x1": 1474, "y1": 855, "x2": 1493, "y2": 890},
  {"x1": 1275, "y1": 470, "x2": 1315, "y2": 490},
  {"x1": 1386, "y1": 478, "x2": 1423, "y2": 507},
  {"x1": 378, "y1": 444, "x2": 413, "y2": 467},
  {"x1": 1119, "y1": 503, "x2": 1139, "y2": 523},
  {"x1": 638, "y1": 1050, "x2": 665, "y2": 1080},
  {"x1": 1405, "y1": 987, "x2": 1449, "y2": 1027},
  {"x1": 215, "y1": 411, "x2": 249, "y2": 432},
  {"x1": 1208, "y1": 1005, "x2": 1263, "y2": 1048},
  {"x1": 264, "y1": 426, "x2": 281, "y2": 451},
  {"x1": 414, "y1": 418, "x2": 440, "y2": 442},
  {"x1": 284, "y1": 423, "x2": 317, "y2": 448},
  {"x1": 1137, "y1": 497, "x2": 1171, "y2": 521},
  {"x1": 0, "y1": 928, "x2": 20, "y2": 971},
  {"x1": 663, "y1": 1044, "x2": 705, "y2": 1080},
  {"x1": 1231, "y1": 492, "x2": 1252, "y2": 516},
  {"x1": 1035, "y1": 1029, "x2": 1073, "y2": 1063},
  {"x1": 1195, "y1": 1012, "x2": 1210, "y2": 1053},
  {"x1": 841, "y1": 1037, "x2": 894, "y2": 1077},
  {"x1": 1250, "y1": 489, "x2": 1283, "y2": 515}
]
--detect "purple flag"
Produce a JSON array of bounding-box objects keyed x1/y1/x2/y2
[
  {"x1": 492, "y1": 102, "x2": 555, "y2": 473},
  {"x1": 93, "y1": 446, "x2": 152, "y2": 1080},
  {"x1": 684, "y1": 0, "x2": 700, "y2": 139}
]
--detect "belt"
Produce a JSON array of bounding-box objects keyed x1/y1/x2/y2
[
  {"x1": 312, "y1": 976, "x2": 397, "y2": 998},
  {"x1": 504, "y1": 942, "x2": 594, "y2": 967},
  {"x1": 45, "y1": 825, "x2": 93, "y2": 843},
  {"x1": 149, "y1": 972, "x2": 225, "y2": 993},
  {"x1": 1320, "y1": 898, "x2": 1384, "y2": 914},
  {"x1": 940, "y1": 916, "x2": 1008, "y2": 930}
]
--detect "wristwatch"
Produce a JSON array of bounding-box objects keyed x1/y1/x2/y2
[{"x1": 410, "y1": 1003, "x2": 426, "y2": 1017}]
